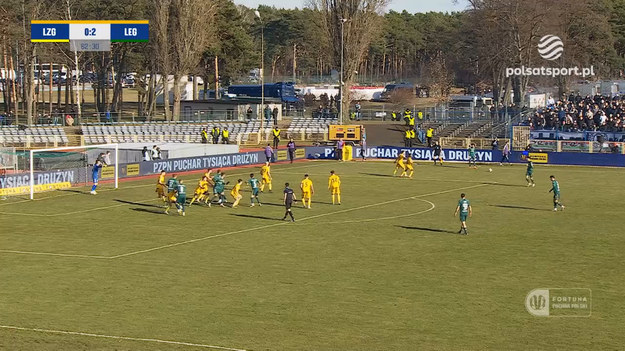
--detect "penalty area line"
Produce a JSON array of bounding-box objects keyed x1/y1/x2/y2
[
  {"x1": 112, "y1": 183, "x2": 490, "y2": 259},
  {"x1": 0, "y1": 198, "x2": 161, "y2": 217},
  {"x1": 0, "y1": 325, "x2": 247, "y2": 351},
  {"x1": 0, "y1": 250, "x2": 110, "y2": 259}
]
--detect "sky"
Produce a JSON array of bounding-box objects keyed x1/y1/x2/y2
[{"x1": 233, "y1": 0, "x2": 468, "y2": 13}]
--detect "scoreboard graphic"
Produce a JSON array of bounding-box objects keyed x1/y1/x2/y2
[{"x1": 31, "y1": 20, "x2": 148, "y2": 51}]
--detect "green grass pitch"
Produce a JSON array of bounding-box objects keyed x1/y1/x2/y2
[{"x1": 0, "y1": 160, "x2": 623, "y2": 350}]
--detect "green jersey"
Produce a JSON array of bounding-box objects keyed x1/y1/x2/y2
[
  {"x1": 166, "y1": 178, "x2": 179, "y2": 192},
  {"x1": 526, "y1": 161, "x2": 534, "y2": 175},
  {"x1": 248, "y1": 177, "x2": 260, "y2": 189},
  {"x1": 213, "y1": 174, "x2": 224, "y2": 186},
  {"x1": 550, "y1": 180, "x2": 560, "y2": 195},
  {"x1": 468, "y1": 147, "x2": 476, "y2": 158},
  {"x1": 177, "y1": 184, "x2": 187, "y2": 196},
  {"x1": 458, "y1": 198, "x2": 470, "y2": 214}
]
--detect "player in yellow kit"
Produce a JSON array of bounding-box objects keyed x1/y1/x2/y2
[
  {"x1": 260, "y1": 162, "x2": 272, "y2": 192},
  {"x1": 393, "y1": 153, "x2": 406, "y2": 176},
  {"x1": 155, "y1": 170, "x2": 167, "y2": 202},
  {"x1": 405, "y1": 153, "x2": 414, "y2": 178},
  {"x1": 300, "y1": 174, "x2": 314, "y2": 209},
  {"x1": 230, "y1": 179, "x2": 243, "y2": 208},
  {"x1": 189, "y1": 176, "x2": 210, "y2": 206},
  {"x1": 328, "y1": 170, "x2": 341, "y2": 205}
]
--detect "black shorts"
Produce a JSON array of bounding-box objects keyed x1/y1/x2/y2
[{"x1": 285, "y1": 201, "x2": 293, "y2": 210}]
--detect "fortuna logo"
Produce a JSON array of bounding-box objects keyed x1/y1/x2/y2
[
  {"x1": 538, "y1": 35, "x2": 564, "y2": 61},
  {"x1": 529, "y1": 294, "x2": 546, "y2": 310}
]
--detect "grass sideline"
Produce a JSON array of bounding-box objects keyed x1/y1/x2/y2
[{"x1": 0, "y1": 160, "x2": 623, "y2": 350}]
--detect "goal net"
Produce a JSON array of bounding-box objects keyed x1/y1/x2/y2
[{"x1": 24, "y1": 144, "x2": 119, "y2": 199}]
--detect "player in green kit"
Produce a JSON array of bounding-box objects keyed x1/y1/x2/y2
[
  {"x1": 212, "y1": 172, "x2": 227, "y2": 207},
  {"x1": 454, "y1": 193, "x2": 472, "y2": 235},
  {"x1": 468, "y1": 144, "x2": 477, "y2": 169},
  {"x1": 549, "y1": 175, "x2": 565, "y2": 211},
  {"x1": 165, "y1": 174, "x2": 179, "y2": 208},
  {"x1": 248, "y1": 173, "x2": 262, "y2": 207},
  {"x1": 526, "y1": 158, "x2": 535, "y2": 187},
  {"x1": 176, "y1": 180, "x2": 187, "y2": 216}
]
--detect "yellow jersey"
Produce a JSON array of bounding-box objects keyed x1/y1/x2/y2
[
  {"x1": 328, "y1": 174, "x2": 341, "y2": 188},
  {"x1": 158, "y1": 174, "x2": 166, "y2": 185},
  {"x1": 396, "y1": 154, "x2": 405, "y2": 164},
  {"x1": 301, "y1": 178, "x2": 313, "y2": 192},
  {"x1": 261, "y1": 165, "x2": 271, "y2": 177},
  {"x1": 231, "y1": 183, "x2": 241, "y2": 196}
]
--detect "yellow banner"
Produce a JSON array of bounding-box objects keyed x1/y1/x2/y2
[
  {"x1": 0, "y1": 182, "x2": 72, "y2": 196},
  {"x1": 126, "y1": 164, "x2": 140, "y2": 176},
  {"x1": 295, "y1": 149, "x2": 305, "y2": 158},
  {"x1": 101, "y1": 166, "x2": 115, "y2": 179},
  {"x1": 529, "y1": 153, "x2": 548, "y2": 163},
  {"x1": 276, "y1": 150, "x2": 288, "y2": 161}
]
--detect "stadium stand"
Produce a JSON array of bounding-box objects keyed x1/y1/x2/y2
[
  {"x1": 0, "y1": 126, "x2": 69, "y2": 146},
  {"x1": 527, "y1": 94, "x2": 625, "y2": 132},
  {"x1": 81, "y1": 121, "x2": 261, "y2": 144},
  {"x1": 284, "y1": 116, "x2": 337, "y2": 137}
]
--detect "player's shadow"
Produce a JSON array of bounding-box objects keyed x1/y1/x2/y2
[
  {"x1": 230, "y1": 214, "x2": 282, "y2": 221},
  {"x1": 115, "y1": 199, "x2": 162, "y2": 208},
  {"x1": 360, "y1": 173, "x2": 396, "y2": 178},
  {"x1": 397, "y1": 225, "x2": 458, "y2": 234},
  {"x1": 254, "y1": 202, "x2": 283, "y2": 207},
  {"x1": 313, "y1": 201, "x2": 334, "y2": 205},
  {"x1": 490, "y1": 204, "x2": 549, "y2": 211},
  {"x1": 131, "y1": 207, "x2": 166, "y2": 215},
  {"x1": 60, "y1": 189, "x2": 87, "y2": 194}
]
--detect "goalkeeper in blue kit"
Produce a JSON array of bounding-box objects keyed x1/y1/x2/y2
[{"x1": 90, "y1": 160, "x2": 103, "y2": 195}]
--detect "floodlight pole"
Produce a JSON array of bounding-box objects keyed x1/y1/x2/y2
[
  {"x1": 255, "y1": 10, "x2": 265, "y2": 132},
  {"x1": 339, "y1": 18, "x2": 347, "y2": 125}
]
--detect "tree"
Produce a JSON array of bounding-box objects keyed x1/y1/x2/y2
[
  {"x1": 310, "y1": 0, "x2": 389, "y2": 122},
  {"x1": 151, "y1": 0, "x2": 172, "y2": 120},
  {"x1": 169, "y1": 0, "x2": 217, "y2": 120},
  {"x1": 203, "y1": 0, "x2": 256, "y2": 89}
]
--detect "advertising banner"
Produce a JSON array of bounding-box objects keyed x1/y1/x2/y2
[
  {"x1": 306, "y1": 146, "x2": 497, "y2": 163},
  {"x1": 305, "y1": 145, "x2": 625, "y2": 167},
  {"x1": 142, "y1": 150, "x2": 267, "y2": 175},
  {"x1": 0, "y1": 169, "x2": 80, "y2": 189}
]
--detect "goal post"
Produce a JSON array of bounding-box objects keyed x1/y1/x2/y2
[{"x1": 29, "y1": 143, "x2": 119, "y2": 200}]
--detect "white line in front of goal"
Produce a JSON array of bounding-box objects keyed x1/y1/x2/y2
[
  {"x1": 0, "y1": 250, "x2": 110, "y2": 259},
  {"x1": 112, "y1": 183, "x2": 490, "y2": 259},
  {"x1": 0, "y1": 198, "x2": 160, "y2": 217},
  {"x1": 0, "y1": 325, "x2": 247, "y2": 351}
]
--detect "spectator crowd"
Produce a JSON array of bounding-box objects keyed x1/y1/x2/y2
[{"x1": 526, "y1": 93, "x2": 625, "y2": 132}]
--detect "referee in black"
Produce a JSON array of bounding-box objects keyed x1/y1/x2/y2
[{"x1": 282, "y1": 182, "x2": 296, "y2": 222}]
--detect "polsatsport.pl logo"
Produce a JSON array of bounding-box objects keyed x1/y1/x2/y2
[
  {"x1": 506, "y1": 34, "x2": 595, "y2": 78},
  {"x1": 538, "y1": 35, "x2": 564, "y2": 60}
]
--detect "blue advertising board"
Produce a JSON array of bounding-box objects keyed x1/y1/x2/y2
[{"x1": 305, "y1": 145, "x2": 625, "y2": 167}]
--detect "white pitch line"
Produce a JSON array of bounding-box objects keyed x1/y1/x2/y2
[
  {"x1": 109, "y1": 221, "x2": 290, "y2": 259},
  {"x1": 112, "y1": 183, "x2": 489, "y2": 259},
  {"x1": 315, "y1": 198, "x2": 436, "y2": 224},
  {"x1": 0, "y1": 325, "x2": 246, "y2": 351},
  {"x1": 0, "y1": 250, "x2": 110, "y2": 259},
  {"x1": 0, "y1": 198, "x2": 160, "y2": 217}
]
